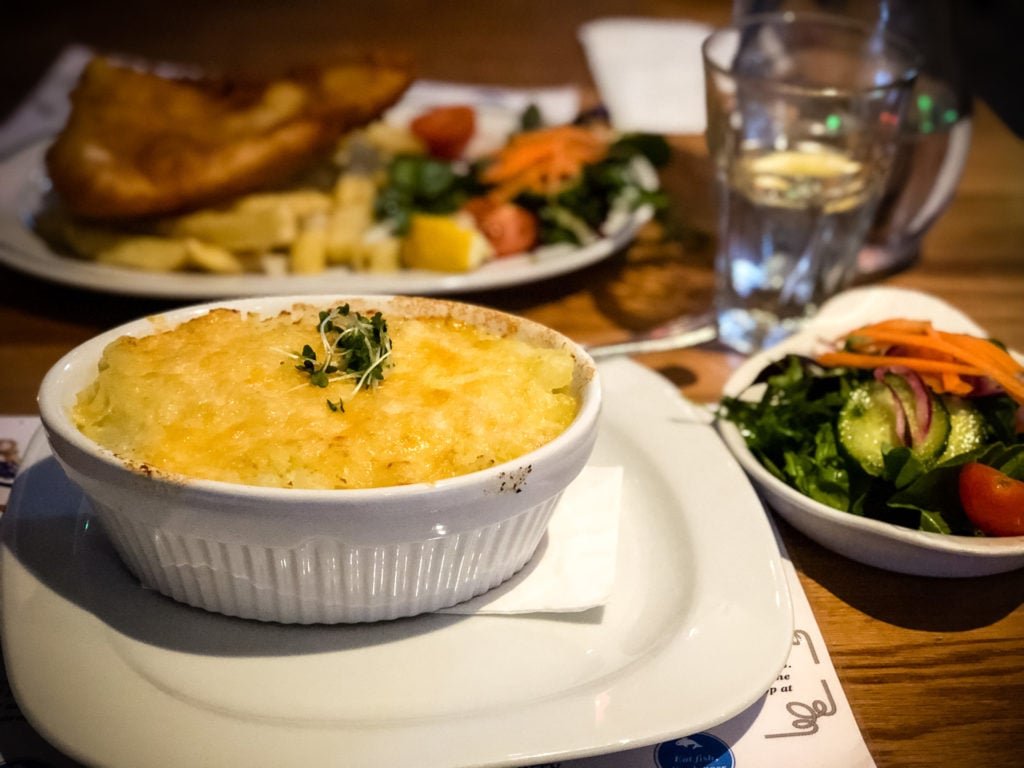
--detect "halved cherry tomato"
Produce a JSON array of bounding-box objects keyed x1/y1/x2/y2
[
  {"x1": 462, "y1": 197, "x2": 538, "y2": 256},
  {"x1": 410, "y1": 105, "x2": 476, "y2": 160},
  {"x1": 959, "y1": 462, "x2": 1024, "y2": 536}
]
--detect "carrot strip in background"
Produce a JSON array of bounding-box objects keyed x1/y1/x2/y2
[
  {"x1": 481, "y1": 124, "x2": 609, "y2": 201},
  {"x1": 818, "y1": 319, "x2": 1024, "y2": 406}
]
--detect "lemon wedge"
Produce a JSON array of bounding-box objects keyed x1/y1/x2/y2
[{"x1": 402, "y1": 213, "x2": 493, "y2": 272}]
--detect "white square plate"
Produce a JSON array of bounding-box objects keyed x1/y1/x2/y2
[{"x1": 1, "y1": 358, "x2": 791, "y2": 768}]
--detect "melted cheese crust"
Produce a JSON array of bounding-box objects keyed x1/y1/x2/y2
[{"x1": 74, "y1": 307, "x2": 579, "y2": 489}]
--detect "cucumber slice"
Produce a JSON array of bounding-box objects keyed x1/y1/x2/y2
[
  {"x1": 838, "y1": 377, "x2": 950, "y2": 476},
  {"x1": 886, "y1": 374, "x2": 950, "y2": 462},
  {"x1": 939, "y1": 396, "x2": 988, "y2": 462},
  {"x1": 838, "y1": 382, "x2": 900, "y2": 477}
]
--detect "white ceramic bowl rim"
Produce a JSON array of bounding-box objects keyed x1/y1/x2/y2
[{"x1": 39, "y1": 294, "x2": 600, "y2": 503}]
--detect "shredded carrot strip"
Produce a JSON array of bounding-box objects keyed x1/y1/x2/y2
[
  {"x1": 817, "y1": 319, "x2": 1024, "y2": 406},
  {"x1": 481, "y1": 124, "x2": 609, "y2": 201},
  {"x1": 939, "y1": 371, "x2": 974, "y2": 396},
  {"x1": 816, "y1": 352, "x2": 985, "y2": 377},
  {"x1": 850, "y1": 325, "x2": 1020, "y2": 379}
]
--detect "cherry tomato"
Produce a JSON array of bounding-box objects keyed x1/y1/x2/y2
[
  {"x1": 410, "y1": 105, "x2": 475, "y2": 160},
  {"x1": 958, "y1": 462, "x2": 1024, "y2": 536},
  {"x1": 463, "y1": 198, "x2": 538, "y2": 256}
]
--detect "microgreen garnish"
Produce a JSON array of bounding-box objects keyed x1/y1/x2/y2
[{"x1": 292, "y1": 304, "x2": 393, "y2": 410}]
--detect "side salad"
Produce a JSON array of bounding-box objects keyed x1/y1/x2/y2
[
  {"x1": 374, "y1": 104, "x2": 670, "y2": 268},
  {"x1": 719, "y1": 319, "x2": 1024, "y2": 537}
]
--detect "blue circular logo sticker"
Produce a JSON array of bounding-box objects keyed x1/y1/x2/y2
[{"x1": 655, "y1": 733, "x2": 735, "y2": 768}]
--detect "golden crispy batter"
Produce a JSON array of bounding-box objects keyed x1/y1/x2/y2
[{"x1": 45, "y1": 55, "x2": 413, "y2": 220}]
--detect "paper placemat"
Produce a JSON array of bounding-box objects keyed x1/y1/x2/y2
[
  {"x1": 549, "y1": 542, "x2": 876, "y2": 768},
  {"x1": 0, "y1": 415, "x2": 874, "y2": 767}
]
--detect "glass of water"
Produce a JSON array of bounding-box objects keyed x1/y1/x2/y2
[{"x1": 703, "y1": 12, "x2": 919, "y2": 353}]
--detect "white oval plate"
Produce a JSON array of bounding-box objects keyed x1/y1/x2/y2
[
  {"x1": 1, "y1": 357, "x2": 791, "y2": 768},
  {"x1": 718, "y1": 285, "x2": 1024, "y2": 578},
  {"x1": 0, "y1": 141, "x2": 653, "y2": 299}
]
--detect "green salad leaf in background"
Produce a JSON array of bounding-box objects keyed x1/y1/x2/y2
[{"x1": 375, "y1": 102, "x2": 669, "y2": 244}]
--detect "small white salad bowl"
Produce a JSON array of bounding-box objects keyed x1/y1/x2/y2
[
  {"x1": 38, "y1": 295, "x2": 601, "y2": 623},
  {"x1": 717, "y1": 286, "x2": 1024, "y2": 578}
]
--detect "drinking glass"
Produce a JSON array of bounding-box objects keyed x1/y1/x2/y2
[
  {"x1": 734, "y1": 0, "x2": 974, "y2": 277},
  {"x1": 703, "y1": 12, "x2": 918, "y2": 353}
]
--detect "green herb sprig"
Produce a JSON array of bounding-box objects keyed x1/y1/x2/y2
[{"x1": 293, "y1": 304, "x2": 393, "y2": 411}]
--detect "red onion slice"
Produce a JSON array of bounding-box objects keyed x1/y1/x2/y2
[
  {"x1": 901, "y1": 368, "x2": 933, "y2": 444},
  {"x1": 875, "y1": 366, "x2": 933, "y2": 447},
  {"x1": 963, "y1": 375, "x2": 1005, "y2": 398},
  {"x1": 875, "y1": 368, "x2": 909, "y2": 446}
]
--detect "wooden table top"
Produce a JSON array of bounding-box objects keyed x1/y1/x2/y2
[{"x1": 1, "y1": 2, "x2": 1022, "y2": 767}]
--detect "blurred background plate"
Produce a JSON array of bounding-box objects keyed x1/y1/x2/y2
[{"x1": 0, "y1": 140, "x2": 655, "y2": 299}]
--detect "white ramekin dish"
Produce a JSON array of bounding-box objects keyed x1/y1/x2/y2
[{"x1": 38, "y1": 295, "x2": 600, "y2": 624}]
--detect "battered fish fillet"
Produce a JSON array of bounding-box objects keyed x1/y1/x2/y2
[{"x1": 45, "y1": 55, "x2": 413, "y2": 220}]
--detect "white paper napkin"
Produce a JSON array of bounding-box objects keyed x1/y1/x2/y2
[
  {"x1": 442, "y1": 464, "x2": 623, "y2": 614},
  {"x1": 0, "y1": 44, "x2": 92, "y2": 156},
  {"x1": 578, "y1": 17, "x2": 713, "y2": 135}
]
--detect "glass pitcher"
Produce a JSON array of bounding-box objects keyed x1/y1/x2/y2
[{"x1": 733, "y1": 0, "x2": 973, "y2": 277}]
